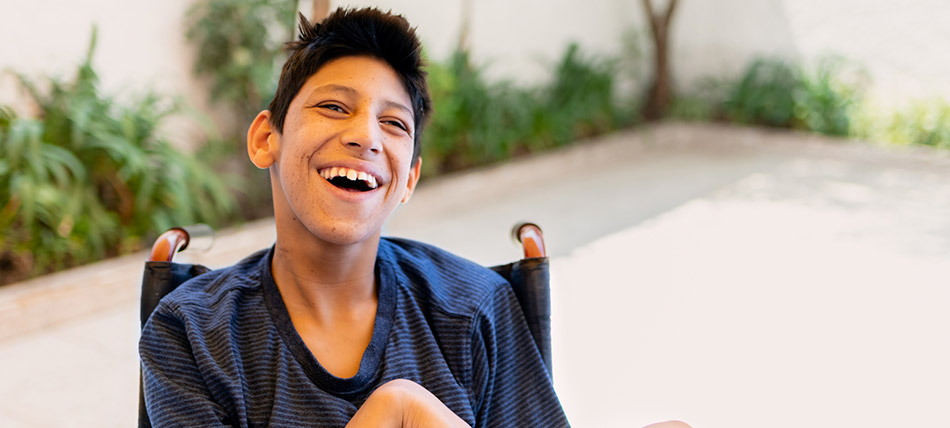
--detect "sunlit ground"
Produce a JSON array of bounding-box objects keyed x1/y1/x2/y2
[{"x1": 552, "y1": 181, "x2": 950, "y2": 427}]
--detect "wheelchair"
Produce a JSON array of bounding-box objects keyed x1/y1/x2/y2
[{"x1": 138, "y1": 223, "x2": 552, "y2": 427}]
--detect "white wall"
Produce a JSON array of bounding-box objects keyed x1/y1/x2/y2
[
  {"x1": 1, "y1": 0, "x2": 947, "y2": 141},
  {"x1": 0, "y1": 0, "x2": 214, "y2": 144},
  {"x1": 672, "y1": 0, "x2": 950, "y2": 108},
  {"x1": 316, "y1": 0, "x2": 640, "y2": 84},
  {"x1": 1, "y1": 0, "x2": 202, "y2": 104}
]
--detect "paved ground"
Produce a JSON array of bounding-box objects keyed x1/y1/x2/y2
[{"x1": 1, "y1": 122, "x2": 948, "y2": 427}]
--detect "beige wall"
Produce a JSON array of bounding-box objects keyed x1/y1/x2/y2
[
  {"x1": 672, "y1": 0, "x2": 950, "y2": 107},
  {"x1": 1, "y1": 0, "x2": 197, "y2": 111},
  {"x1": 0, "y1": 0, "x2": 214, "y2": 145},
  {"x1": 304, "y1": 0, "x2": 641, "y2": 84},
  {"x1": 1, "y1": 0, "x2": 947, "y2": 137}
]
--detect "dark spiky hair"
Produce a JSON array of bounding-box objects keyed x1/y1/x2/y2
[{"x1": 266, "y1": 8, "x2": 431, "y2": 163}]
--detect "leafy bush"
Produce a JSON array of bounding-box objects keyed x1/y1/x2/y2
[
  {"x1": 422, "y1": 50, "x2": 531, "y2": 175},
  {"x1": 541, "y1": 43, "x2": 630, "y2": 145},
  {"x1": 874, "y1": 100, "x2": 950, "y2": 149},
  {"x1": 675, "y1": 56, "x2": 950, "y2": 151},
  {"x1": 0, "y1": 30, "x2": 235, "y2": 284},
  {"x1": 794, "y1": 58, "x2": 865, "y2": 136},
  {"x1": 185, "y1": 0, "x2": 297, "y2": 121},
  {"x1": 183, "y1": 0, "x2": 296, "y2": 222},
  {"x1": 719, "y1": 57, "x2": 864, "y2": 136},
  {"x1": 422, "y1": 44, "x2": 630, "y2": 175},
  {"x1": 722, "y1": 58, "x2": 801, "y2": 127}
]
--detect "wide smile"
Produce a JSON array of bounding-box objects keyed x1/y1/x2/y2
[{"x1": 318, "y1": 166, "x2": 382, "y2": 193}]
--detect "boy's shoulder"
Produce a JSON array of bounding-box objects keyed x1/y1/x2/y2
[
  {"x1": 379, "y1": 237, "x2": 511, "y2": 316},
  {"x1": 158, "y1": 248, "x2": 269, "y2": 312}
]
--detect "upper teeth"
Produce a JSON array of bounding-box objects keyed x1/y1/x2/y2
[{"x1": 320, "y1": 167, "x2": 378, "y2": 189}]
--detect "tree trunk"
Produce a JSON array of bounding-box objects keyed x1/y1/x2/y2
[
  {"x1": 641, "y1": 0, "x2": 679, "y2": 120},
  {"x1": 312, "y1": 0, "x2": 331, "y2": 23},
  {"x1": 458, "y1": 0, "x2": 473, "y2": 53}
]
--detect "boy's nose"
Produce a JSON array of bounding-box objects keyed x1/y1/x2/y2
[{"x1": 340, "y1": 118, "x2": 382, "y2": 156}]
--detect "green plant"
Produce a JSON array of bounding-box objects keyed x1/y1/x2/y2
[
  {"x1": 870, "y1": 99, "x2": 950, "y2": 149},
  {"x1": 422, "y1": 44, "x2": 630, "y2": 176},
  {"x1": 0, "y1": 29, "x2": 236, "y2": 284},
  {"x1": 719, "y1": 57, "x2": 864, "y2": 135},
  {"x1": 183, "y1": 0, "x2": 296, "y2": 223},
  {"x1": 722, "y1": 58, "x2": 801, "y2": 127},
  {"x1": 185, "y1": 0, "x2": 297, "y2": 122},
  {"x1": 422, "y1": 50, "x2": 536, "y2": 175},
  {"x1": 794, "y1": 58, "x2": 864, "y2": 136},
  {"x1": 541, "y1": 43, "x2": 627, "y2": 144},
  {"x1": 665, "y1": 54, "x2": 950, "y2": 152}
]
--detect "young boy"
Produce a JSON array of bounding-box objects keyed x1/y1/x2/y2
[{"x1": 139, "y1": 7, "x2": 570, "y2": 427}]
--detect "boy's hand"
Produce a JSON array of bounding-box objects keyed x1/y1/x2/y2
[
  {"x1": 346, "y1": 379, "x2": 471, "y2": 428},
  {"x1": 394, "y1": 379, "x2": 471, "y2": 428}
]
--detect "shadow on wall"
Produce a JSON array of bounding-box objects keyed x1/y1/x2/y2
[{"x1": 673, "y1": 0, "x2": 800, "y2": 88}]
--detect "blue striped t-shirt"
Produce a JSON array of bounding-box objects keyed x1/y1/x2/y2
[{"x1": 140, "y1": 237, "x2": 570, "y2": 427}]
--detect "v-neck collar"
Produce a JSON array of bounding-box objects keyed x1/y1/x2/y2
[{"x1": 261, "y1": 245, "x2": 397, "y2": 397}]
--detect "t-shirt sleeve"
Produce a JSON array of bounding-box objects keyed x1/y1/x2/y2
[
  {"x1": 469, "y1": 285, "x2": 571, "y2": 427},
  {"x1": 139, "y1": 302, "x2": 233, "y2": 427}
]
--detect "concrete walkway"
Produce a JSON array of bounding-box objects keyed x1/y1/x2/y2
[{"x1": 1, "y1": 122, "x2": 948, "y2": 427}]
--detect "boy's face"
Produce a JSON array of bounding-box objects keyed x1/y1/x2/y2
[{"x1": 250, "y1": 55, "x2": 420, "y2": 247}]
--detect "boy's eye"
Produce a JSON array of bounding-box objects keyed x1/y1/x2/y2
[
  {"x1": 319, "y1": 103, "x2": 345, "y2": 113},
  {"x1": 384, "y1": 120, "x2": 408, "y2": 132}
]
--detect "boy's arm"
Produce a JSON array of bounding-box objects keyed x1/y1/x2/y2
[
  {"x1": 346, "y1": 379, "x2": 471, "y2": 428},
  {"x1": 139, "y1": 305, "x2": 233, "y2": 427},
  {"x1": 470, "y1": 286, "x2": 571, "y2": 427}
]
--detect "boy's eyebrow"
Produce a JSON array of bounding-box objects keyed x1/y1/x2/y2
[
  {"x1": 313, "y1": 83, "x2": 359, "y2": 98},
  {"x1": 382, "y1": 100, "x2": 414, "y2": 121},
  {"x1": 312, "y1": 84, "x2": 414, "y2": 119}
]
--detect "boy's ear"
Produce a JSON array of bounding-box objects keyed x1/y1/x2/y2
[
  {"x1": 247, "y1": 110, "x2": 279, "y2": 169},
  {"x1": 401, "y1": 158, "x2": 422, "y2": 204}
]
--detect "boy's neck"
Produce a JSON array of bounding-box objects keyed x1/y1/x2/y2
[
  {"x1": 271, "y1": 234, "x2": 382, "y2": 379},
  {"x1": 271, "y1": 233, "x2": 381, "y2": 321}
]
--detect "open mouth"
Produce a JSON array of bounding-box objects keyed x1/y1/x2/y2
[{"x1": 319, "y1": 167, "x2": 379, "y2": 192}]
